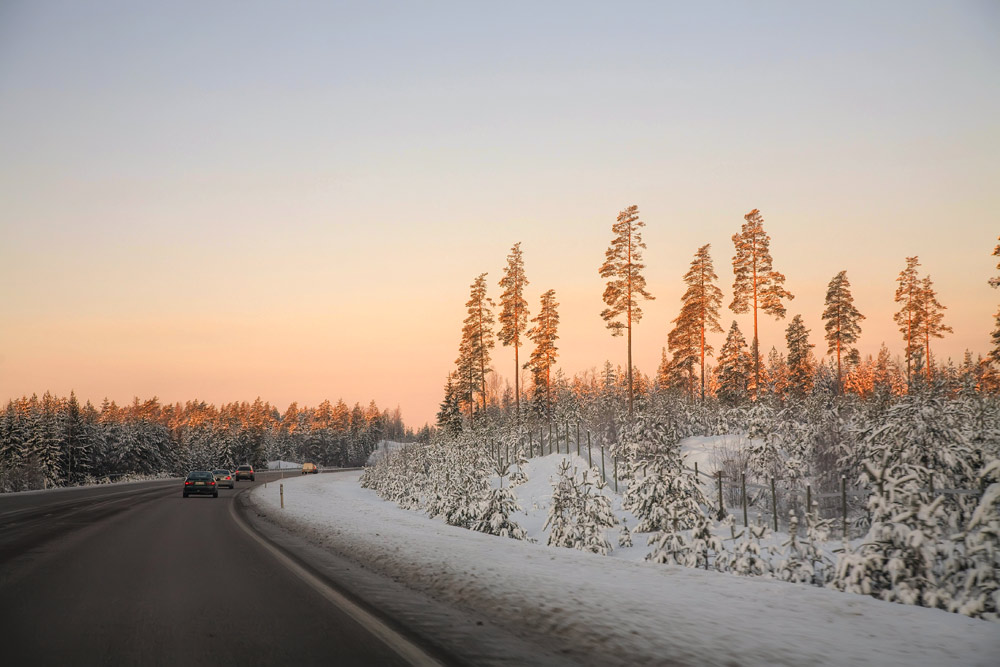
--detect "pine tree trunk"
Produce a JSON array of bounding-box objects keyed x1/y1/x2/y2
[
  {"x1": 627, "y1": 226, "x2": 634, "y2": 417},
  {"x1": 752, "y1": 257, "x2": 759, "y2": 400},
  {"x1": 514, "y1": 344, "x2": 520, "y2": 417}
]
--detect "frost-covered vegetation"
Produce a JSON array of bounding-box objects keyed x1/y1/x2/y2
[
  {"x1": 364, "y1": 383, "x2": 1000, "y2": 621},
  {"x1": 0, "y1": 393, "x2": 418, "y2": 492}
]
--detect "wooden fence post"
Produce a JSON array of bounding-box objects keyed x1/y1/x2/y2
[
  {"x1": 841, "y1": 475, "x2": 848, "y2": 540},
  {"x1": 806, "y1": 484, "x2": 812, "y2": 516},
  {"x1": 601, "y1": 445, "x2": 606, "y2": 485},
  {"x1": 770, "y1": 477, "x2": 778, "y2": 532},
  {"x1": 929, "y1": 471, "x2": 935, "y2": 495},
  {"x1": 613, "y1": 454, "x2": 618, "y2": 494},
  {"x1": 742, "y1": 472, "x2": 748, "y2": 527},
  {"x1": 717, "y1": 471, "x2": 725, "y2": 520}
]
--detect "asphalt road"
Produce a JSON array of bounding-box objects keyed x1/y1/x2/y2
[{"x1": 0, "y1": 472, "x2": 438, "y2": 666}]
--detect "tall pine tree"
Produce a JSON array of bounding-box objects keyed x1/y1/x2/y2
[
  {"x1": 456, "y1": 273, "x2": 495, "y2": 418},
  {"x1": 526, "y1": 289, "x2": 560, "y2": 417},
  {"x1": 822, "y1": 271, "x2": 865, "y2": 393},
  {"x1": 785, "y1": 314, "x2": 815, "y2": 397},
  {"x1": 498, "y1": 242, "x2": 529, "y2": 415},
  {"x1": 893, "y1": 256, "x2": 922, "y2": 385},
  {"x1": 715, "y1": 321, "x2": 752, "y2": 404},
  {"x1": 730, "y1": 209, "x2": 794, "y2": 398},
  {"x1": 989, "y1": 238, "x2": 1000, "y2": 376},
  {"x1": 599, "y1": 204, "x2": 654, "y2": 417},
  {"x1": 669, "y1": 244, "x2": 724, "y2": 401},
  {"x1": 915, "y1": 275, "x2": 952, "y2": 382}
]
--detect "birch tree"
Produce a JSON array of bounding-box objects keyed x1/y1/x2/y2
[
  {"x1": 600, "y1": 204, "x2": 654, "y2": 416},
  {"x1": 730, "y1": 209, "x2": 794, "y2": 398}
]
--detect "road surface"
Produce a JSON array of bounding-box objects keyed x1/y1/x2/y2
[{"x1": 0, "y1": 472, "x2": 441, "y2": 666}]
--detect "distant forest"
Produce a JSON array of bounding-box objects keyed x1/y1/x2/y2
[{"x1": 0, "y1": 394, "x2": 424, "y2": 492}]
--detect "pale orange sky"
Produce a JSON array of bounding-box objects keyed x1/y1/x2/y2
[{"x1": 1, "y1": 2, "x2": 998, "y2": 427}]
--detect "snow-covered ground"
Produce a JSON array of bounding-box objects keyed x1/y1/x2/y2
[{"x1": 249, "y1": 455, "x2": 998, "y2": 666}]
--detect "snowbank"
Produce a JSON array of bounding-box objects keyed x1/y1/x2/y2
[{"x1": 249, "y1": 458, "x2": 998, "y2": 666}]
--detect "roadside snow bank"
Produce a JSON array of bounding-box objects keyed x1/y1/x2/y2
[{"x1": 250, "y1": 465, "x2": 998, "y2": 667}]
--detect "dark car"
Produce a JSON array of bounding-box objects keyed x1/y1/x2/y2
[
  {"x1": 183, "y1": 471, "x2": 218, "y2": 498},
  {"x1": 213, "y1": 469, "x2": 235, "y2": 489},
  {"x1": 234, "y1": 465, "x2": 255, "y2": 481}
]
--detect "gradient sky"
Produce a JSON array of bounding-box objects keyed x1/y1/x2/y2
[{"x1": 1, "y1": 1, "x2": 998, "y2": 427}]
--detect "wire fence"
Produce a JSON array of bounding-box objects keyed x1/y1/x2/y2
[{"x1": 487, "y1": 420, "x2": 984, "y2": 540}]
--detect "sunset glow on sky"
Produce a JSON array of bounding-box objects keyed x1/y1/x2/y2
[{"x1": 1, "y1": 2, "x2": 998, "y2": 426}]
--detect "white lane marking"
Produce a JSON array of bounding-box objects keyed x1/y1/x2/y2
[{"x1": 228, "y1": 496, "x2": 444, "y2": 667}]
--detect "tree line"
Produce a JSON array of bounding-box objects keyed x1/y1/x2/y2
[
  {"x1": 439, "y1": 208, "x2": 999, "y2": 429},
  {"x1": 0, "y1": 393, "x2": 421, "y2": 492}
]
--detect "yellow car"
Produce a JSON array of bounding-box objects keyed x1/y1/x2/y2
[{"x1": 301, "y1": 462, "x2": 318, "y2": 475}]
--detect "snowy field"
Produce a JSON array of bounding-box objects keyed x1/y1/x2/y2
[{"x1": 249, "y1": 456, "x2": 998, "y2": 666}]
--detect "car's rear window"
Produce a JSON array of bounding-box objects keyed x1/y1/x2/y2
[
  {"x1": 237, "y1": 466, "x2": 252, "y2": 471},
  {"x1": 187, "y1": 471, "x2": 213, "y2": 480},
  {"x1": 213, "y1": 470, "x2": 228, "y2": 475}
]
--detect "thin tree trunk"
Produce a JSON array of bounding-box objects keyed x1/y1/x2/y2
[{"x1": 627, "y1": 226, "x2": 634, "y2": 417}]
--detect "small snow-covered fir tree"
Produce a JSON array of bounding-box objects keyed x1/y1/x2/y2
[
  {"x1": 688, "y1": 513, "x2": 726, "y2": 570},
  {"x1": 618, "y1": 517, "x2": 633, "y2": 548},
  {"x1": 832, "y1": 461, "x2": 945, "y2": 606},
  {"x1": 544, "y1": 460, "x2": 618, "y2": 555},
  {"x1": 578, "y1": 469, "x2": 617, "y2": 555},
  {"x1": 620, "y1": 414, "x2": 706, "y2": 534},
  {"x1": 940, "y1": 458, "x2": 1000, "y2": 619},
  {"x1": 545, "y1": 459, "x2": 580, "y2": 549},
  {"x1": 731, "y1": 515, "x2": 773, "y2": 577},
  {"x1": 508, "y1": 445, "x2": 529, "y2": 487},
  {"x1": 646, "y1": 514, "x2": 692, "y2": 566},
  {"x1": 776, "y1": 510, "x2": 831, "y2": 585},
  {"x1": 472, "y1": 485, "x2": 528, "y2": 540}
]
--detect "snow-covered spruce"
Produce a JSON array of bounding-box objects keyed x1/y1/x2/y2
[
  {"x1": 730, "y1": 515, "x2": 773, "y2": 577},
  {"x1": 544, "y1": 459, "x2": 618, "y2": 555},
  {"x1": 618, "y1": 414, "x2": 707, "y2": 534}
]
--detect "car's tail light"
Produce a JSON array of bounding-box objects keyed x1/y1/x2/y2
[
  {"x1": 209, "y1": 481, "x2": 216, "y2": 485},
  {"x1": 185, "y1": 481, "x2": 191, "y2": 485}
]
